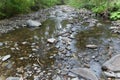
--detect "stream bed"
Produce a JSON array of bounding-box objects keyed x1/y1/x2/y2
[{"x1": 0, "y1": 5, "x2": 120, "y2": 80}]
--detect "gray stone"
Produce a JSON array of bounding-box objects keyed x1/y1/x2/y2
[
  {"x1": 70, "y1": 68, "x2": 98, "y2": 80},
  {"x1": 2, "y1": 55, "x2": 11, "y2": 61},
  {"x1": 71, "y1": 77, "x2": 79, "y2": 80},
  {"x1": 52, "y1": 75, "x2": 61, "y2": 80},
  {"x1": 0, "y1": 42, "x2": 3, "y2": 46},
  {"x1": 6, "y1": 77, "x2": 20, "y2": 80},
  {"x1": 103, "y1": 71, "x2": 120, "y2": 78},
  {"x1": 26, "y1": 19, "x2": 41, "y2": 27},
  {"x1": 102, "y1": 54, "x2": 120, "y2": 72}
]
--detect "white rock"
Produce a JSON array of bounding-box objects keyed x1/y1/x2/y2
[
  {"x1": 26, "y1": 19, "x2": 41, "y2": 27},
  {"x1": 2, "y1": 55, "x2": 11, "y2": 61},
  {"x1": 86, "y1": 44, "x2": 98, "y2": 49},
  {"x1": 109, "y1": 26, "x2": 119, "y2": 30},
  {"x1": 70, "y1": 68, "x2": 98, "y2": 80},
  {"x1": 71, "y1": 77, "x2": 79, "y2": 80},
  {"x1": 102, "y1": 54, "x2": 120, "y2": 72},
  {"x1": 47, "y1": 38, "x2": 56, "y2": 43},
  {"x1": 6, "y1": 77, "x2": 20, "y2": 80}
]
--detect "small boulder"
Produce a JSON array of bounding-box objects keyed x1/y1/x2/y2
[
  {"x1": 26, "y1": 19, "x2": 41, "y2": 27},
  {"x1": 102, "y1": 54, "x2": 120, "y2": 72},
  {"x1": 70, "y1": 68, "x2": 98, "y2": 80}
]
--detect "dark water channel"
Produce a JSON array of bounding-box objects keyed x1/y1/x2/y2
[{"x1": 0, "y1": 15, "x2": 119, "y2": 79}]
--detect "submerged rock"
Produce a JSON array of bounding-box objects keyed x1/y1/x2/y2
[
  {"x1": 102, "y1": 54, "x2": 120, "y2": 72},
  {"x1": 70, "y1": 68, "x2": 98, "y2": 80},
  {"x1": 26, "y1": 19, "x2": 41, "y2": 27}
]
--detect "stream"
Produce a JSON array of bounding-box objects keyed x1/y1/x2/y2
[{"x1": 0, "y1": 5, "x2": 120, "y2": 80}]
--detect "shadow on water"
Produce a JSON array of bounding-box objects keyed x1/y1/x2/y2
[{"x1": 0, "y1": 18, "x2": 68, "y2": 79}]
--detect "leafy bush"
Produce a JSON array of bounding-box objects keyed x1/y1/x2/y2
[
  {"x1": 66, "y1": 0, "x2": 120, "y2": 20},
  {"x1": 110, "y1": 11, "x2": 120, "y2": 20},
  {"x1": 0, "y1": 0, "x2": 34, "y2": 19},
  {"x1": 34, "y1": 0, "x2": 61, "y2": 8}
]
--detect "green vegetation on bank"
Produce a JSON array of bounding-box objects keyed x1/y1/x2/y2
[
  {"x1": 0, "y1": 0, "x2": 119, "y2": 20},
  {"x1": 0, "y1": 0, "x2": 61, "y2": 19},
  {"x1": 66, "y1": 0, "x2": 120, "y2": 20}
]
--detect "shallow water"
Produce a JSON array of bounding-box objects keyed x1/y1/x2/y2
[{"x1": 0, "y1": 11, "x2": 119, "y2": 80}]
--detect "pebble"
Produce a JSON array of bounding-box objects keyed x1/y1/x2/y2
[
  {"x1": 86, "y1": 44, "x2": 98, "y2": 49},
  {"x1": 2, "y1": 54, "x2": 11, "y2": 61},
  {"x1": 47, "y1": 38, "x2": 56, "y2": 43}
]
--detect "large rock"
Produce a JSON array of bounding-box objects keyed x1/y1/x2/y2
[
  {"x1": 70, "y1": 68, "x2": 98, "y2": 80},
  {"x1": 26, "y1": 19, "x2": 41, "y2": 27},
  {"x1": 102, "y1": 54, "x2": 120, "y2": 72}
]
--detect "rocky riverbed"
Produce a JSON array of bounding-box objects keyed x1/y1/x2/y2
[{"x1": 0, "y1": 5, "x2": 120, "y2": 80}]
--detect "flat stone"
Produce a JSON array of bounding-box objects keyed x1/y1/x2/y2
[
  {"x1": 103, "y1": 71, "x2": 120, "y2": 78},
  {"x1": 6, "y1": 77, "x2": 20, "y2": 80},
  {"x1": 26, "y1": 19, "x2": 41, "y2": 27},
  {"x1": 2, "y1": 55, "x2": 11, "y2": 61},
  {"x1": 71, "y1": 77, "x2": 79, "y2": 80},
  {"x1": 86, "y1": 44, "x2": 98, "y2": 49},
  {"x1": 102, "y1": 54, "x2": 120, "y2": 72},
  {"x1": 70, "y1": 68, "x2": 98, "y2": 80},
  {"x1": 47, "y1": 38, "x2": 56, "y2": 43},
  {"x1": 52, "y1": 75, "x2": 61, "y2": 80}
]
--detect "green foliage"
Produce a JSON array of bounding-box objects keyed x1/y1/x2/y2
[
  {"x1": 110, "y1": 11, "x2": 120, "y2": 20},
  {"x1": 34, "y1": 0, "x2": 61, "y2": 8},
  {"x1": 92, "y1": 3, "x2": 107, "y2": 13},
  {"x1": 66, "y1": 0, "x2": 120, "y2": 20},
  {"x1": 0, "y1": 0, "x2": 34, "y2": 19},
  {"x1": 66, "y1": 0, "x2": 82, "y2": 8}
]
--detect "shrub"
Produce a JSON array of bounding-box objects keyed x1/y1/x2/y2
[
  {"x1": 110, "y1": 11, "x2": 120, "y2": 20},
  {"x1": 0, "y1": 0, "x2": 34, "y2": 19}
]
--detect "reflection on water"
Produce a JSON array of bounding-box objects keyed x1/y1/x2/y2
[{"x1": 76, "y1": 24, "x2": 111, "y2": 50}]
